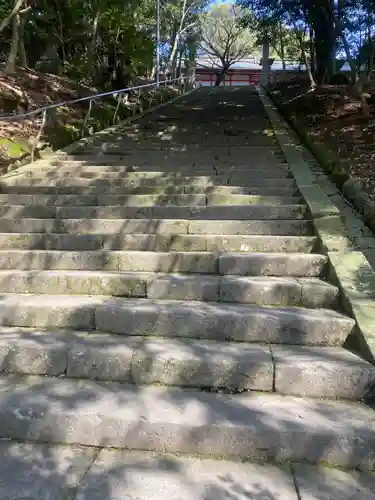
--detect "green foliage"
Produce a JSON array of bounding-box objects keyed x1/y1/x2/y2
[{"x1": 0, "y1": 0, "x2": 187, "y2": 88}]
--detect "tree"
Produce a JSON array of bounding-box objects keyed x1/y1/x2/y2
[
  {"x1": 4, "y1": 0, "x2": 33, "y2": 74},
  {"x1": 162, "y1": 0, "x2": 208, "y2": 78},
  {"x1": 198, "y1": 3, "x2": 257, "y2": 86},
  {"x1": 0, "y1": 0, "x2": 200, "y2": 90},
  {"x1": 238, "y1": 0, "x2": 337, "y2": 85}
]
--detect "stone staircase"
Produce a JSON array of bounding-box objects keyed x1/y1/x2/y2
[{"x1": 0, "y1": 87, "x2": 374, "y2": 494}]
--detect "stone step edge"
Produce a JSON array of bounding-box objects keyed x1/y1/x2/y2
[
  {"x1": 0, "y1": 295, "x2": 354, "y2": 344},
  {"x1": 0, "y1": 218, "x2": 313, "y2": 236},
  {"x1": 0, "y1": 186, "x2": 300, "y2": 196},
  {"x1": 0, "y1": 203, "x2": 308, "y2": 217},
  {"x1": 0, "y1": 374, "x2": 374, "y2": 469},
  {"x1": 0, "y1": 329, "x2": 373, "y2": 399},
  {"x1": 2, "y1": 442, "x2": 373, "y2": 500},
  {"x1": 0, "y1": 250, "x2": 327, "y2": 276},
  {"x1": 0, "y1": 270, "x2": 339, "y2": 308},
  {"x1": 0, "y1": 196, "x2": 305, "y2": 207},
  {"x1": 0, "y1": 232, "x2": 319, "y2": 253}
]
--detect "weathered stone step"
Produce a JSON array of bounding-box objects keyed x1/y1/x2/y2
[
  {"x1": 0, "y1": 193, "x2": 302, "y2": 207},
  {"x1": 0, "y1": 176, "x2": 296, "y2": 189},
  {"x1": 186, "y1": 185, "x2": 299, "y2": 196},
  {"x1": 0, "y1": 250, "x2": 326, "y2": 276},
  {"x1": 0, "y1": 218, "x2": 313, "y2": 235},
  {"x1": 0, "y1": 232, "x2": 318, "y2": 253},
  {"x1": 80, "y1": 139, "x2": 280, "y2": 150},
  {"x1": 96, "y1": 298, "x2": 352, "y2": 344},
  {"x1": 0, "y1": 295, "x2": 354, "y2": 343},
  {"x1": 72, "y1": 148, "x2": 285, "y2": 162},
  {"x1": 0, "y1": 329, "x2": 373, "y2": 399},
  {"x1": 24, "y1": 165, "x2": 292, "y2": 178},
  {"x1": 5, "y1": 443, "x2": 372, "y2": 500},
  {"x1": 0, "y1": 375, "x2": 373, "y2": 468},
  {"x1": 0, "y1": 184, "x2": 298, "y2": 196},
  {"x1": 31, "y1": 159, "x2": 290, "y2": 174},
  {"x1": 67, "y1": 449, "x2": 375, "y2": 499},
  {"x1": 6, "y1": 169, "x2": 291, "y2": 181},
  {"x1": 0, "y1": 204, "x2": 306, "y2": 221},
  {"x1": 0, "y1": 271, "x2": 339, "y2": 307}
]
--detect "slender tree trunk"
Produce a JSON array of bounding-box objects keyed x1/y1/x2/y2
[
  {"x1": 18, "y1": 13, "x2": 27, "y2": 67},
  {"x1": 309, "y1": 26, "x2": 316, "y2": 76},
  {"x1": 177, "y1": 45, "x2": 184, "y2": 77},
  {"x1": 4, "y1": 12, "x2": 21, "y2": 74},
  {"x1": 296, "y1": 27, "x2": 316, "y2": 87},
  {"x1": 0, "y1": 0, "x2": 25, "y2": 35},
  {"x1": 278, "y1": 23, "x2": 286, "y2": 73},
  {"x1": 288, "y1": 8, "x2": 316, "y2": 87}
]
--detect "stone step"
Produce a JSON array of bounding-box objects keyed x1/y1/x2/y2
[
  {"x1": 0, "y1": 271, "x2": 339, "y2": 307},
  {"x1": 79, "y1": 139, "x2": 280, "y2": 150},
  {"x1": 0, "y1": 329, "x2": 373, "y2": 399},
  {"x1": 0, "y1": 295, "x2": 354, "y2": 343},
  {"x1": 0, "y1": 176, "x2": 296, "y2": 189},
  {"x1": 0, "y1": 374, "x2": 373, "y2": 469},
  {"x1": 96, "y1": 298, "x2": 352, "y2": 344},
  {"x1": 0, "y1": 218, "x2": 313, "y2": 235},
  {"x1": 0, "y1": 205, "x2": 307, "y2": 221},
  {"x1": 0, "y1": 250, "x2": 327, "y2": 276},
  {"x1": 35, "y1": 159, "x2": 291, "y2": 173},
  {"x1": 0, "y1": 233, "x2": 318, "y2": 253},
  {"x1": 4, "y1": 443, "x2": 373, "y2": 500},
  {"x1": 185, "y1": 185, "x2": 299, "y2": 196},
  {"x1": 71, "y1": 149, "x2": 285, "y2": 162},
  {"x1": 24, "y1": 166, "x2": 292, "y2": 179},
  {"x1": 0, "y1": 184, "x2": 299, "y2": 196},
  {"x1": 0, "y1": 193, "x2": 303, "y2": 207}
]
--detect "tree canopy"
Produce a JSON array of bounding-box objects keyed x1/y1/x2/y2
[
  {"x1": 0, "y1": 0, "x2": 374, "y2": 105},
  {"x1": 198, "y1": 3, "x2": 256, "y2": 85},
  {"x1": 0, "y1": 0, "x2": 206, "y2": 89}
]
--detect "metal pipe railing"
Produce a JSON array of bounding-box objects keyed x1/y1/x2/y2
[{"x1": 0, "y1": 76, "x2": 194, "y2": 162}]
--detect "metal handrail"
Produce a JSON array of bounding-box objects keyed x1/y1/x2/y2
[
  {"x1": 0, "y1": 76, "x2": 194, "y2": 162},
  {"x1": 0, "y1": 76, "x2": 191, "y2": 121}
]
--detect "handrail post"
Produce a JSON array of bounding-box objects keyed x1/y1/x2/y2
[
  {"x1": 31, "y1": 109, "x2": 48, "y2": 163},
  {"x1": 81, "y1": 99, "x2": 93, "y2": 137},
  {"x1": 112, "y1": 92, "x2": 123, "y2": 125}
]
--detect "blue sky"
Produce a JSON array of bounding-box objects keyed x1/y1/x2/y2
[{"x1": 209, "y1": 0, "x2": 233, "y2": 4}]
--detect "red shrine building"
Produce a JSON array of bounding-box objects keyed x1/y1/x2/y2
[{"x1": 194, "y1": 56, "x2": 303, "y2": 87}]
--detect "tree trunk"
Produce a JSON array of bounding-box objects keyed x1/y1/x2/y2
[
  {"x1": 4, "y1": 12, "x2": 21, "y2": 74},
  {"x1": 0, "y1": 0, "x2": 25, "y2": 35},
  {"x1": 309, "y1": 26, "x2": 316, "y2": 76},
  {"x1": 215, "y1": 67, "x2": 228, "y2": 86},
  {"x1": 91, "y1": 9, "x2": 100, "y2": 79},
  {"x1": 293, "y1": 23, "x2": 316, "y2": 87},
  {"x1": 18, "y1": 12, "x2": 27, "y2": 67},
  {"x1": 278, "y1": 23, "x2": 286, "y2": 73},
  {"x1": 168, "y1": 25, "x2": 179, "y2": 78},
  {"x1": 299, "y1": 36, "x2": 315, "y2": 87},
  {"x1": 310, "y1": 2, "x2": 335, "y2": 84}
]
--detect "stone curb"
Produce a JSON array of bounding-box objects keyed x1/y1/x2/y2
[
  {"x1": 1, "y1": 86, "x2": 195, "y2": 180},
  {"x1": 265, "y1": 87, "x2": 375, "y2": 237},
  {"x1": 258, "y1": 87, "x2": 375, "y2": 364},
  {"x1": 328, "y1": 251, "x2": 375, "y2": 363},
  {"x1": 257, "y1": 88, "x2": 352, "y2": 252}
]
